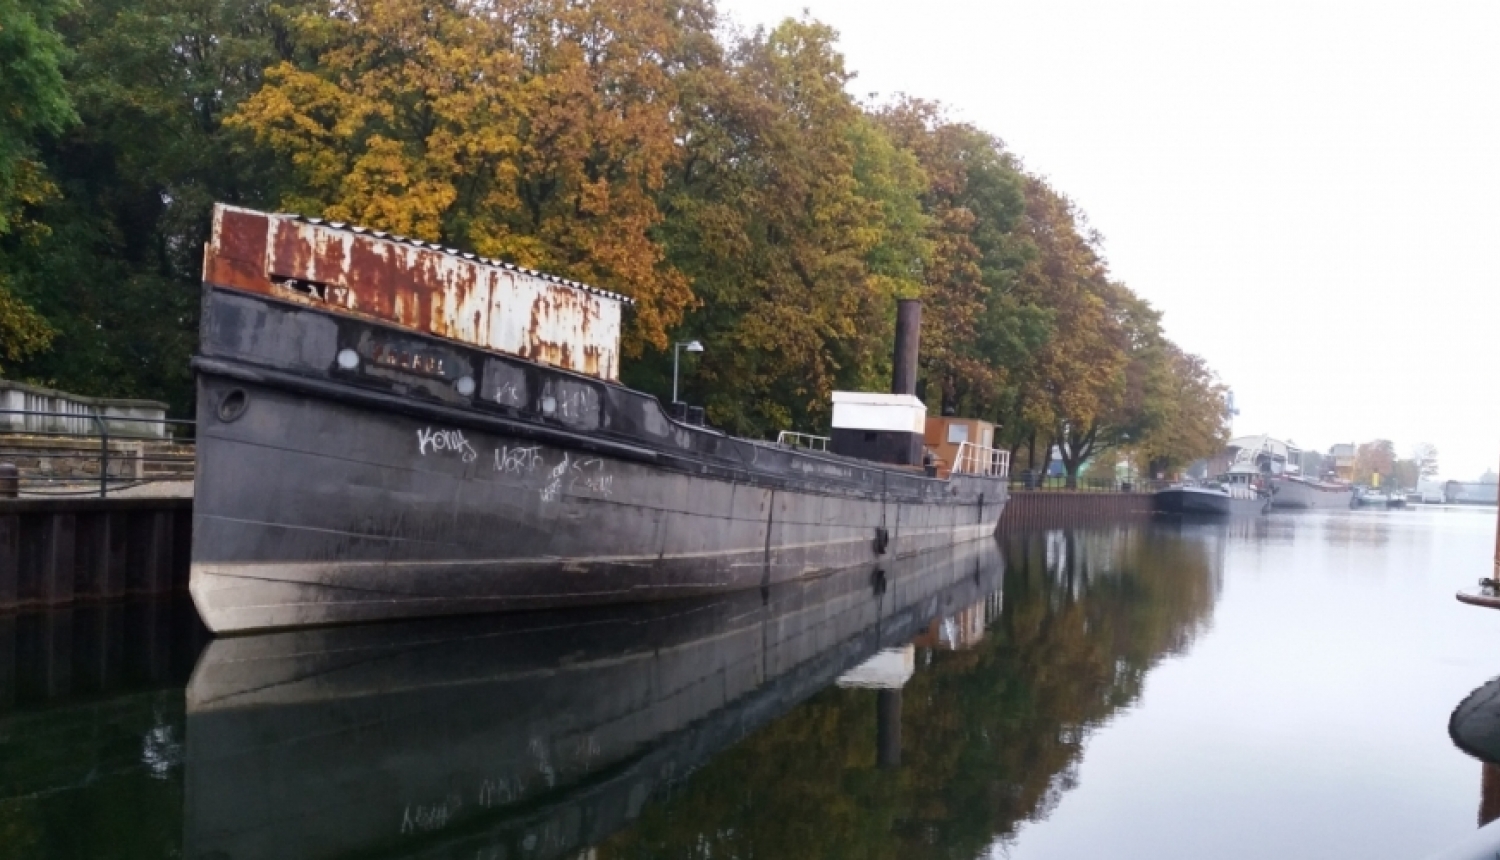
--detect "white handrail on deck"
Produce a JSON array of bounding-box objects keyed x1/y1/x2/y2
[
  {"x1": 776, "y1": 431, "x2": 831, "y2": 452},
  {"x1": 952, "y1": 442, "x2": 1010, "y2": 478}
]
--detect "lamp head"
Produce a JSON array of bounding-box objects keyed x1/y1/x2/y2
[{"x1": 684, "y1": 340, "x2": 704, "y2": 353}]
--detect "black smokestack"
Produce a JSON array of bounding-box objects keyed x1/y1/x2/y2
[{"x1": 892, "y1": 299, "x2": 921, "y2": 396}]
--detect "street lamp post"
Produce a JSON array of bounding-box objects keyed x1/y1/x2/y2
[{"x1": 673, "y1": 340, "x2": 704, "y2": 403}]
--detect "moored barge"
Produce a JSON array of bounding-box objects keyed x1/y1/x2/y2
[
  {"x1": 1270, "y1": 475, "x2": 1355, "y2": 509},
  {"x1": 1153, "y1": 483, "x2": 1268, "y2": 517},
  {"x1": 190, "y1": 205, "x2": 1009, "y2": 633}
]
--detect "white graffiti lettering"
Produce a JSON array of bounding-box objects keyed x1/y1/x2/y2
[
  {"x1": 493, "y1": 381, "x2": 522, "y2": 406},
  {"x1": 570, "y1": 734, "x2": 601, "y2": 769},
  {"x1": 541, "y1": 382, "x2": 597, "y2": 422},
  {"x1": 539, "y1": 453, "x2": 571, "y2": 503},
  {"x1": 494, "y1": 445, "x2": 543, "y2": 475},
  {"x1": 477, "y1": 775, "x2": 525, "y2": 808},
  {"x1": 400, "y1": 795, "x2": 461, "y2": 834},
  {"x1": 569, "y1": 458, "x2": 613, "y2": 498},
  {"x1": 416, "y1": 427, "x2": 478, "y2": 463}
]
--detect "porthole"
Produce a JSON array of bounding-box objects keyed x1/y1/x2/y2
[{"x1": 217, "y1": 389, "x2": 249, "y2": 423}]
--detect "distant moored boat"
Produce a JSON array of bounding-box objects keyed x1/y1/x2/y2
[{"x1": 1153, "y1": 482, "x2": 1268, "y2": 517}]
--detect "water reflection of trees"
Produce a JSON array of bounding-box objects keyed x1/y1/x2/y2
[{"x1": 598, "y1": 525, "x2": 1221, "y2": 860}]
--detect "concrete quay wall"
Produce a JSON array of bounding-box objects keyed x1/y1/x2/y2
[{"x1": 0, "y1": 498, "x2": 191, "y2": 612}]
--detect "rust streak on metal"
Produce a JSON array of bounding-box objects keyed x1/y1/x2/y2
[{"x1": 204, "y1": 205, "x2": 627, "y2": 381}]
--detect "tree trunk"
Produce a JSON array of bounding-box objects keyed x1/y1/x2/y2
[{"x1": 1058, "y1": 423, "x2": 1099, "y2": 490}]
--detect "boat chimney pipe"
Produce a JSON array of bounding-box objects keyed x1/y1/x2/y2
[{"x1": 892, "y1": 299, "x2": 922, "y2": 396}]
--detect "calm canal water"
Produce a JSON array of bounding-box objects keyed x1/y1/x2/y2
[{"x1": 1, "y1": 506, "x2": 1496, "y2": 859}]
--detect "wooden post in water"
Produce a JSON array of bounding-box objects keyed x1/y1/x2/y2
[{"x1": 1481, "y1": 762, "x2": 1500, "y2": 826}]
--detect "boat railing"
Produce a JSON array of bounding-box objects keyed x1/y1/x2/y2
[
  {"x1": 776, "y1": 431, "x2": 831, "y2": 452},
  {"x1": 952, "y1": 442, "x2": 1010, "y2": 478}
]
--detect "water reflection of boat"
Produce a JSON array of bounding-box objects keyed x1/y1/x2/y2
[
  {"x1": 184, "y1": 540, "x2": 1002, "y2": 860},
  {"x1": 1439, "y1": 678, "x2": 1500, "y2": 858}
]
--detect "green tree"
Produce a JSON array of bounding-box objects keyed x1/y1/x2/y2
[
  {"x1": 0, "y1": 0, "x2": 77, "y2": 370},
  {"x1": 3, "y1": 0, "x2": 304, "y2": 409},
  {"x1": 872, "y1": 99, "x2": 1046, "y2": 422}
]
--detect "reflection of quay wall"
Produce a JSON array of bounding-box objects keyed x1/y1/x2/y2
[
  {"x1": 185, "y1": 540, "x2": 1002, "y2": 860},
  {"x1": 0, "y1": 599, "x2": 208, "y2": 857},
  {"x1": 997, "y1": 490, "x2": 1153, "y2": 533},
  {"x1": 1001, "y1": 524, "x2": 1222, "y2": 662},
  {"x1": 0, "y1": 598, "x2": 206, "y2": 712}
]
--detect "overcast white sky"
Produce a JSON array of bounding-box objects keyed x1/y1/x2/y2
[{"x1": 717, "y1": 0, "x2": 1500, "y2": 480}]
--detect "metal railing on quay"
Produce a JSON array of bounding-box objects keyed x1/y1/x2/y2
[{"x1": 0, "y1": 408, "x2": 195, "y2": 498}]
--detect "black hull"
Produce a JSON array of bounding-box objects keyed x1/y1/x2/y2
[
  {"x1": 1153, "y1": 487, "x2": 1266, "y2": 517},
  {"x1": 191, "y1": 288, "x2": 1007, "y2": 632},
  {"x1": 185, "y1": 540, "x2": 1003, "y2": 860}
]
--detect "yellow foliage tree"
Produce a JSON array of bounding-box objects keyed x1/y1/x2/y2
[{"x1": 228, "y1": 0, "x2": 702, "y2": 353}]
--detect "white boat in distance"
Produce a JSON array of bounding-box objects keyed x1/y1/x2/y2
[
  {"x1": 1216, "y1": 435, "x2": 1354, "y2": 510},
  {"x1": 1271, "y1": 475, "x2": 1355, "y2": 510}
]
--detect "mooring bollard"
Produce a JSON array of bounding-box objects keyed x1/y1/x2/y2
[{"x1": 0, "y1": 463, "x2": 16, "y2": 499}]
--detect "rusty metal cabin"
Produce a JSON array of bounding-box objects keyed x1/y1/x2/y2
[{"x1": 203, "y1": 204, "x2": 631, "y2": 381}]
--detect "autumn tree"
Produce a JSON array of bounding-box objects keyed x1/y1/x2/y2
[
  {"x1": 4, "y1": 0, "x2": 1233, "y2": 443},
  {"x1": 231, "y1": 0, "x2": 705, "y2": 354},
  {"x1": 1137, "y1": 345, "x2": 1230, "y2": 477},
  {"x1": 1353, "y1": 439, "x2": 1397, "y2": 485},
  {"x1": 1000, "y1": 176, "x2": 1128, "y2": 485},
  {"x1": 650, "y1": 17, "x2": 926, "y2": 435}
]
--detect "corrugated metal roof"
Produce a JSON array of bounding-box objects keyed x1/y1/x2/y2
[{"x1": 281, "y1": 213, "x2": 636, "y2": 306}]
